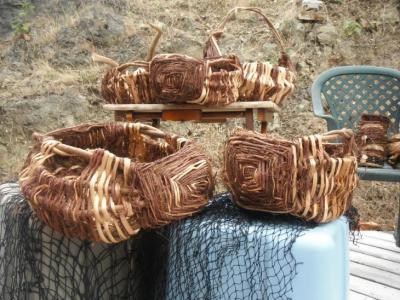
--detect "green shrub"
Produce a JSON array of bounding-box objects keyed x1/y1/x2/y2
[{"x1": 11, "y1": 1, "x2": 35, "y2": 36}]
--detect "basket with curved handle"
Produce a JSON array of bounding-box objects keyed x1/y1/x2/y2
[
  {"x1": 204, "y1": 7, "x2": 296, "y2": 106},
  {"x1": 20, "y1": 122, "x2": 213, "y2": 243}
]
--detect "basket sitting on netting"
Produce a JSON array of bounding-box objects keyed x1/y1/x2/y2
[
  {"x1": 20, "y1": 122, "x2": 213, "y2": 243},
  {"x1": 224, "y1": 128, "x2": 358, "y2": 223},
  {"x1": 204, "y1": 7, "x2": 296, "y2": 106},
  {"x1": 356, "y1": 114, "x2": 390, "y2": 168}
]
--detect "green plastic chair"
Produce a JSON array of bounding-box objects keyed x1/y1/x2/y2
[
  {"x1": 311, "y1": 66, "x2": 400, "y2": 246},
  {"x1": 312, "y1": 66, "x2": 400, "y2": 182}
]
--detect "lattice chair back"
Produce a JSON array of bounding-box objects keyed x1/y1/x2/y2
[{"x1": 312, "y1": 66, "x2": 400, "y2": 134}]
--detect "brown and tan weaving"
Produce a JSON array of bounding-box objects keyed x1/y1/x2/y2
[
  {"x1": 356, "y1": 114, "x2": 390, "y2": 168},
  {"x1": 96, "y1": 20, "x2": 243, "y2": 106},
  {"x1": 20, "y1": 122, "x2": 213, "y2": 243},
  {"x1": 204, "y1": 7, "x2": 296, "y2": 106},
  {"x1": 388, "y1": 133, "x2": 400, "y2": 167},
  {"x1": 97, "y1": 7, "x2": 293, "y2": 106},
  {"x1": 224, "y1": 128, "x2": 358, "y2": 223},
  {"x1": 149, "y1": 53, "x2": 243, "y2": 106}
]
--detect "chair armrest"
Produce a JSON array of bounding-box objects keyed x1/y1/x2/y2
[{"x1": 311, "y1": 86, "x2": 338, "y2": 131}]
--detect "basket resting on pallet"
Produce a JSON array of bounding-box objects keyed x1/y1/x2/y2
[
  {"x1": 97, "y1": 7, "x2": 294, "y2": 106},
  {"x1": 224, "y1": 128, "x2": 358, "y2": 223},
  {"x1": 204, "y1": 7, "x2": 296, "y2": 106},
  {"x1": 20, "y1": 122, "x2": 214, "y2": 243}
]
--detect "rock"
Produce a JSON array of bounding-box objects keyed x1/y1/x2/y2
[
  {"x1": 0, "y1": 90, "x2": 104, "y2": 181},
  {"x1": 316, "y1": 24, "x2": 338, "y2": 46},
  {"x1": 77, "y1": 8, "x2": 127, "y2": 47},
  {"x1": 381, "y1": 7, "x2": 400, "y2": 25}
]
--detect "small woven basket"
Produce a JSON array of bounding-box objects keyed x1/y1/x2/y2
[
  {"x1": 356, "y1": 114, "x2": 390, "y2": 168},
  {"x1": 149, "y1": 53, "x2": 243, "y2": 106},
  {"x1": 204, "y1": 7, "x2": 296, "y2": 106},
  {"x1": 388, "y1": 133, "x2": 400, "y2": 167},
  {"x1": 101, "y1": 62, "x2": 152, "y2": 104},
  {"x1": 224, "y1": 128, "x2": 358, "y2": 223},
  {"x1": 20, "y1": 122, "x2": 213, "y2": 243}
]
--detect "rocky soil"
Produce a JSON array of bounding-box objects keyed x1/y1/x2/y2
[{"x1": 0, "y1": 0, "x2": 399, "y2": 229}]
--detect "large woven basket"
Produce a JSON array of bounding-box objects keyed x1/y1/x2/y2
[
  {"x1": 224, "y1": 128, "x2": 358, "y2": 223},
  {"x1": 204, "y1": 7, "x2": 296, "y2": 106},
  {"x1": 20, "y1": 122, "x2": 213, "y2": 243}
]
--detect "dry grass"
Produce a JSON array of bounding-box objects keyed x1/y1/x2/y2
[{"x1": 0, "y1": 0, "x2": 399, "y2": 229}]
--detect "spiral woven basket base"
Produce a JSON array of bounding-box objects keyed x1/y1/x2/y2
[
  {"x1": 20, "y1": 122, "x2": 213, "y2": 243},
  {"x1": 224, "y1": 128, "x2": 358, "y2": 223}
]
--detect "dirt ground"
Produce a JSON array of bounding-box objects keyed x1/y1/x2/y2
[{"x1": 0, "y1": 0, "x2": 399, "y2": 229}]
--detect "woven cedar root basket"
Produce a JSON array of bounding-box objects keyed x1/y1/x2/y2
[
  {"x1": 20, "y1": 122, "x2": 213, "y2": 243},
  {"x1": 204, "y1": 7, "x2": 296, "y2": 106},
  {"x1": 356, "y1": 114, "x2": 390, "y2": 167},
  {"x1": 101, "y1": 62, "x2": 152, "y2": 104},
  {"x1": 149, "y1": 53, "x2": 243, "y2": 105},
  {"x1": 388, "y1": 134, "x2": 400, "y2": 166},
  {"x1": 224, "y1": 128, "x2": 358, "y2": 223}
]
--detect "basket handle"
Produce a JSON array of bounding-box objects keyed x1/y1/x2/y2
[
  {"x1": 32, "y1": 123, "x2": 182, "y2": 161},
  {"x1": 204, "y1": 7, "x2": 294, "y2": 71},
  {"x1": 320, "y1": 129, "x2": 358, "y2": 156},
  {"x1": 116, "y1": 61, "x2": 150, "y2": 72}
]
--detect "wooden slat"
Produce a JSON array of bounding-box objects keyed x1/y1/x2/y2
[
  {"x1": 350, "y1": 251, "x2": 400, "y2": 274},
  {"x1": 356, "y1": 235, "x2": 400, "y2": 253},
  {"x1": 350, "y1": 261, "x2": 400, "y2": 289},
  {"x1": 361, "y1": 231, "x2": 395, "y2": 243},
  {"x1": 350, "y1": 275, "x2": 400, "y2": 300},
  {"x1": 350, "y1": 243, "x2": 400, "y2": 263},
  {"x1": 104, "y1": 101, "x2": 280, "y2": 112},
  {"x1": 349, "y1": 290, "x2": 376, "y2": 300}
]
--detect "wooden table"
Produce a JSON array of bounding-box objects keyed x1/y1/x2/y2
[{"x1": 103, "y1": 101, "x2": 280, "y2": 133}]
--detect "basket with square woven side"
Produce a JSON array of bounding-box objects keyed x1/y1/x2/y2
[
  {"x1": 204, "y1": 7, "x2": 296, "y2": 106},
  {"x1": 96, "y1": 19, "x2": 243, "y2": 106},
  {"x1": 20, "y1": 122, "x2": 213, "y2": 243},
  {"x1": 224, "y1": 128, "x2": 358, "y2": 223}
]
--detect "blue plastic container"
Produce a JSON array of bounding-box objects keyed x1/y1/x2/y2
[{"x1": 164, "y1": 198, "x2": 349, "y2": 300}]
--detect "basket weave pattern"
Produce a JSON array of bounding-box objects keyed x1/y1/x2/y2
[
  {"x1": 20, "y1": 123, "x2": 213, "y2": 243},
  {"x1": 356, "y1": 114, "x2": 390, "y2": 167},
  {"x1": 224, "y1": 128, "x2": 358, "y2": 223},
  {"x1": 204, "y1": 7, "x2": 296, "y2": 106},
  {"x1": 102, "y1": 64, "x2": 152, "y2": 104},
  {"x1": 388, "y1": 134, "x2": 400, "y2": 166}
]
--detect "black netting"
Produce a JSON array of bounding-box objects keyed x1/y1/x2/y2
[
  {"x1": 0, "y1": 182, "x2": 150, "y2": 299},
  {"x1": 1, "y1": 183, "x2": 323, "y2": 300},
  {"x1": 152, "y1": 193, "x2": 316, "y2": 300}
]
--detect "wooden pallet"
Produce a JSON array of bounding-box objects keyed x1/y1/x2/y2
[{"x1": 103, "y1": 101, "x2": 280, "y2": 133}]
